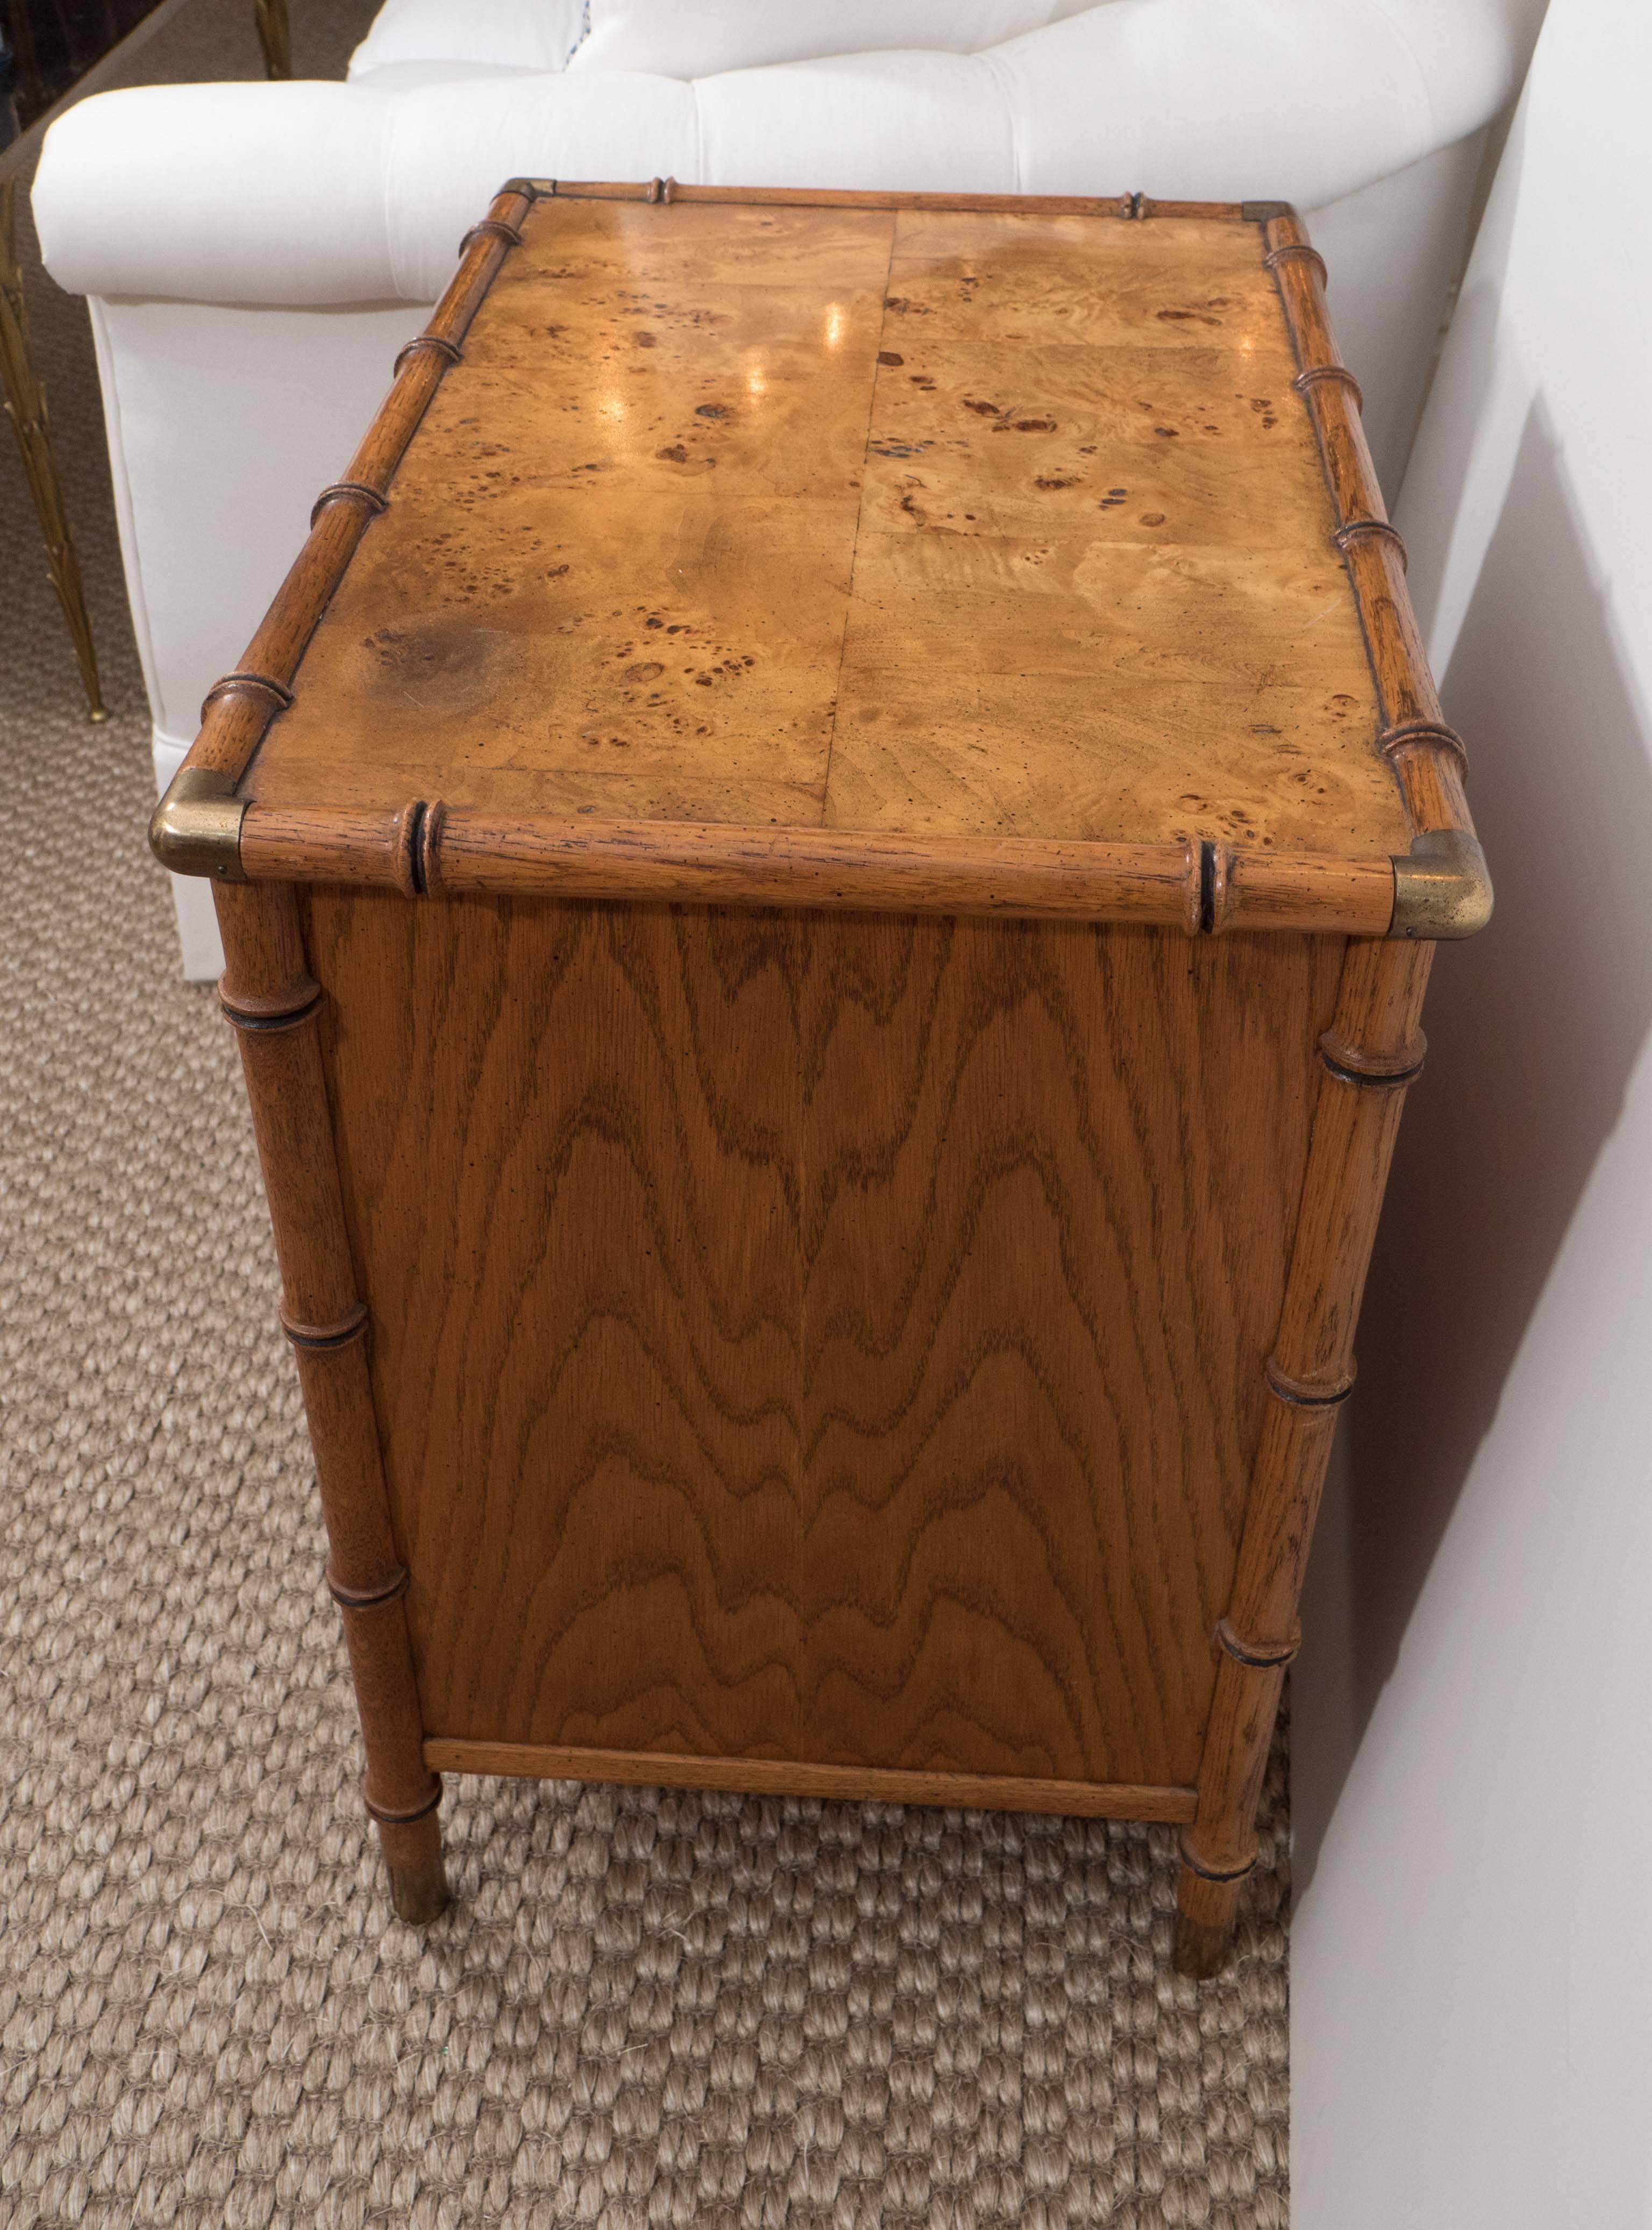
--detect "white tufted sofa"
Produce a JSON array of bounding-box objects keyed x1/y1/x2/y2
[{"x1": 34, "y1": 0, "x2": 1545, "y2": 974}]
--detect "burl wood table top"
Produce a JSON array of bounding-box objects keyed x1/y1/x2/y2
[{"x1": 245, "y1": 194, "x2": 1408, "y2": 860}]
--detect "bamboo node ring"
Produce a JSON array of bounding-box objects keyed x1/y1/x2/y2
[
  {"x1": 1379, "y1": 719, "x2": 1469, "y2": 775},
  {"x1": 1266, "y1": 241, "x2": 1329, "y2": 287},
  {"x1": 394, "y1": 333, "x2": 464, "y2": 376},
  {"x1": 1215, "y1": 1618, "x2": 1300, "y2": 1670},
  {"x1": 459, "y1": 216, "x2": 525, "y2": 255},
  {"x1": 326, "y1": 1562, "x2": 409, "y2": 1611},
  {"x1": 1334, "y1": 517, "x2": 1405, "y2": 567},
  {"x1": 1265, "y1": 1356, "x2": 1356, "y2": 1406},
  {"x1": 1293, "y1": 361, "x2": 1362, "y2": 409},
  {"x1": 310, "y1": 481, "x2": 389, "y2": 530},
  {"x1": 219, "y1": 985, "x2": 323, "y2": 1036},
  {"x1": 201, "y1": 670, "x2": 294, "y2": 719},
  {"x1": 1177, "y1": 1834, "x2": 1257, "y2": 1885},
  {"x1": 281, "y1": 1302, "x2": 370, "y2": 1350},
  {"x1": 362, "y1": 1780, "x2": 443, "y2": 1829}
]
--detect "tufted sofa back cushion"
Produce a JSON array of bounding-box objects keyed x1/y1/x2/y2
[{"x1": 566, "y1": 0, "x2": 1097, "y2": 78}]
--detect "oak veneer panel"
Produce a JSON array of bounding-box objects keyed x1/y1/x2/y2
[
  {"x1": 246, "y1": 195, "x2": 1405, "y2": 865},
  {"x1": 795, "y1": 916, "x2": 1342, "y2": 1787},
  {"x1": 306, "y1": 887, "x2": 1341, "y2": 1794}
]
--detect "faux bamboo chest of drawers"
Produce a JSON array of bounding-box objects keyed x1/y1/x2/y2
[{"x1": 154, "y1": 179, "x2": 1489, "y2": 1977}]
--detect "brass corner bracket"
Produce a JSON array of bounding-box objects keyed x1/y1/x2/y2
[
  {"x1": 1390, "y1": 829, "x2": 1493, "y2": 941},
  {"x1": 149, "y1": 765, "x2": 248, "y2": 882}
]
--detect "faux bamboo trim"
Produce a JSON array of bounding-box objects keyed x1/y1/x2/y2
[
  {"x1": 327, "y1": 1563, "x2": 409, "y2": 1612},
  {"x1": 310, "y1": 481, "x2": 389, "y2": 529},
  {"x1": 423, "y1": 1737, "x2": 1200, "y2": 1825},
  {"x1": 1177, "y1": 1835, "x2": 1257, "y2": 1886},
  {"x1": 1177, "y1": 936, "x2": 1433, "y2": 1957},
  {"x1": 362, "y1": 1782, "x2": 443, "y2": 1829},
  {"x1": 1297, "y1": 362, "x2": 1363, "y2": 410},
  {"x1": 215, "y1": 881, "x2": 446, "y2": 1887},
  {"x1": 511, "y1": 178, "x2": 1249, "y2": 221},
  {"x1": 219, "y1": 987, "x2": 322, "y2": 1035},
  {"x1": 393, "y1": 333, "x2": 463, "y2": 374},
  {"x1": 1215, "y1": 1618, "x2": 1300, "y2": 1671},
  {"x1": 1318, "y1": 1045, "x2": 1427, "y2": 1091},
  {"x1": 202, "y1": 672, "x2": 294, "y2": 717},
  {"x1": 1264, "y1": 1357, "x2": 1355, "y2": 1406},
  {"x1": 281, "y1": 1301, "x2": 369, "y2": 1350},
  {"x1": 232, "y1": 804, "x2": 1401, "y2": 934},
  {"x1": 1382, "y1": 718, "x2": 1469, "y2": 776},
  {"x1": 1265, "y1": 241, "x2": 1328, "y2": 287},
  {"x1": 1262, "y1": 208, "x2": 1492, "y2": 937},
  {"x1": 1335, "y1": 518, "x2": 1403, "y2": 564},
  {"x1": 459, "y1": 217, "x2": 524, "y2": 253}
]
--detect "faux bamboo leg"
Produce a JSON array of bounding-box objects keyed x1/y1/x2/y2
[
  {"x1": 254, "y1": 0, "x2": 292, "y2": 79},
  {"x1": 1174, "y1": 936, "x2": 1433, "y2": 1977},
  {"x1": 0, "y1": 180, "x2": 105, "y2": 724},
  {"x1": 215, "y1": 880, "x2": 448, "y2": 1923}
]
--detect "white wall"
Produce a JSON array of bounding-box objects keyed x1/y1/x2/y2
[{"x1": 1291, "y1": 1, "x2": 1652, "y2": 2220}]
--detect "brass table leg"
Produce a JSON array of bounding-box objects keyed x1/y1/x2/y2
[
  {"x1": 0, "y1": 179, "x2": 105, "y2": 723},
  {"x1": 254, "y1": 0, "x2": 292, "y2": 79}
]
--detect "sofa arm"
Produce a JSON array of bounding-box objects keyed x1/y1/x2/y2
[
  {"x1": 33, "y1": 75, "x2": 704, "y2": 305},
  {"x1": 34, "y1": 85, "x2": 405, "y2": 303},
  {"x1": 35, "y1": 0, "x2": 1544, "y2": 309}
]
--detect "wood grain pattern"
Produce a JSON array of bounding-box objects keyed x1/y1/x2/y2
[
  {"x1": 235, "y1": 806, "x2": 1399, "y2": 933},
  {"x1": 304, "y1": 887, "x2": 1342, "y2": 1797},
  {"x1": 236, "y1": 195, "x2": 1409, "y2": 881}
]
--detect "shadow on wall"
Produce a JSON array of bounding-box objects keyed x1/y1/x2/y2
[{"x1": 1293, "y1": 396, "x2": 1652, "y2": 1900}]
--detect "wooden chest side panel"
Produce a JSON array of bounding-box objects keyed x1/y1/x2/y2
[
  {"x1": 308, "y1": 889, "x2": 807, "y2": 1759},
  {"x1": 798, "y1": 921, "x2": 1341, "y2": 1787},
  {"x1": 307, "y1": 893, "x2": 1339, "y2": 1793}
]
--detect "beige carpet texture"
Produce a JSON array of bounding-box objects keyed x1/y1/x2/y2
[{"x1": 0, "y1": 7, "x2": 1291, "y2": 2223}]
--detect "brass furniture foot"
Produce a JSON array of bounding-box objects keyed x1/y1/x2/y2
[{"x1": 1, "y1": 179, "x2": 105, "y2": 722}]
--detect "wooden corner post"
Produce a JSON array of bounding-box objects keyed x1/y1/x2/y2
[
  {"x1": 1174, "y1": 935, "x2": 1430, "y2": 1973},
  {"x1": 213, "y1": 880, "x2": 448, "y2": 1923}
]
